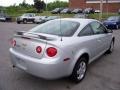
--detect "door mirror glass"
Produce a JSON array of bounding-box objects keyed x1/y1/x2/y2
[{"x1": 106, "y1": 29, "x2": 113, "y2": 33}]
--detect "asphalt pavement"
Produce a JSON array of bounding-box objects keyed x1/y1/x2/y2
[{"x1": 0, "y1": 22, "x2": 120, "y2": 90}]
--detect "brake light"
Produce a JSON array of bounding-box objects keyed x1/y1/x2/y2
[
  {"x1": 46, "y1": 47, "x2": 57, "y2": 57},
  {"x1": 11, "y1": 39, "x2": 16, "y2": 47},
  {"x1": 36, "y1": 46, "x2": 42, "y2": 54}
]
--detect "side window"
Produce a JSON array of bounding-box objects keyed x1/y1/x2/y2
[
  {"x1": 29, "y1": 14, "x2": 32, "y2": 17},
  {"x1": 78, "y1": 25, "x2": 94, "y2": 36},
  {"x1": 90, "y1": 22, "x2": 106, "y2": 34}
]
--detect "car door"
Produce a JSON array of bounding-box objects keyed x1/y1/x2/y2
[
  {"x1": 28, "y1": 14, "x2": 34, "y2": 21},
  {"x1": 90, "y1": 21, "x2": 112, "y2": 55},
  {"x1": 77, "y1": 24, "x2": 100, "y2": 60}
]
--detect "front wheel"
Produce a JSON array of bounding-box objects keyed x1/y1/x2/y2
[
  {"x1": 71, "y1": 57, "x2": 87, "y2": 83},
  {"x1": 107, "y1": 40, "x2": 114, "y2": 54}
]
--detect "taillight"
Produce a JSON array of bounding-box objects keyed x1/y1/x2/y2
[
  {"x1": 46, "y1": 47, "x2": 57, "y2": 57},
  {"x1": 11, "y1": 39, "x2": 16, "y2": 47},
  {"x1": 36, "y1": 46, "x2": 42, "y2": 54}
]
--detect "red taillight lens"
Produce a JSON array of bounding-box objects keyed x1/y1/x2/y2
[
  {"x1": 46, "y1": 47, "x2": 57, "y2": 57},
  {"x1": 36, "y1": 46, "x2": 42, "y2": 54},
  {"x1": 11, "y1": 39, "x2": 16, "y2": 47}
]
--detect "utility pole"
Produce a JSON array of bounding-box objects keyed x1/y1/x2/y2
[
  {"x1": 106, "y1": 0, "x2": 108, "y2": 16},
  {"x1": 99, "y1": 0, "x2": 103, "y2": 21},
  {"x1": 44, "y1": 0, "x2": 48, "y2": 16},
  {"x1": 45, "y1": 0, "x2": 47, "y2": 11}
]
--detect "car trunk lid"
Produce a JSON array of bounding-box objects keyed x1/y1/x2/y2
[{"x1": 12, "y1": 31, "x2": 59, "y2": 59}]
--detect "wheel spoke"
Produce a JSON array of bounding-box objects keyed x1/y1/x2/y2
[
  {"x1": 77, "y1": 61, "x2": 86, "y2": 80},
  {"x1": 110, "y1": 42, "x2": 114, "y2": 52}
]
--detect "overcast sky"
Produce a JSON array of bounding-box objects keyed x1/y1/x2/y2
[{"x1": 0, "y1": 0, "x2": 68, "y2": 6}]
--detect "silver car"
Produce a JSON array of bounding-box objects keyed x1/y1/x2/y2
[
  {"x1": 34, "y1": 16, "x2": 47, "y2": 24},
  {"x1": 44, "y1": 16, "x2": 60, "y2": 21},
  {"x1": 9, "y1": 18, "x2": 115, "y2": 82}
]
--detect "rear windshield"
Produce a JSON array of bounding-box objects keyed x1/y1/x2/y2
[{"x1": 30, "y1": 20, "x2": 80, "y2": 36}]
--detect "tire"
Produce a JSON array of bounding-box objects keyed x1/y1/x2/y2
[
  {"x1": 107, "y1": 40, "x2": 114, "y2": 54},
  {"x1": 71, "y1": 57, "x2": 87, "y2": 83},
  {"x1": 17, "y1": 21, "x2": 20, "y2": 24},
  {"x1": 23, "y1": 19, "x2": 27, "y2": 24},
  {"x1": 36, "y1": 22, "x2": 39, "y2": 24}
]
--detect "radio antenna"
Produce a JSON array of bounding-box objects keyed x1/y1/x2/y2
[
  {"x1": 59, "y1": 0, "x2": 63, "y2": 41},
  {"x1": 46, "y1": 0, "x2": 48, "y2": 15}
]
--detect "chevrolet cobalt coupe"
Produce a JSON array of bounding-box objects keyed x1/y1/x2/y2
[{"x1": 9, "y1": 18, "x2": 115, "y2": 82}]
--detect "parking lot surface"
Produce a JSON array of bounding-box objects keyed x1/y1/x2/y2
[{"x1": 0, "y1": 22, "x2": 120, "y2": 90}]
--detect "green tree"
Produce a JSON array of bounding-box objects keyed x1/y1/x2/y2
[
  {"x1": 19, "y1": 0, "x2": 31, "y2": 8},
  {"x1": 34, "y1": 0, "x2": 46, "y2": 13},
  {"x1": 47, "y1": 1, "x2": 68, "y2": 11}
]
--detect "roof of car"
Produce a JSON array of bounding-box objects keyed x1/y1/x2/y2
[
  {"x1": 45, "y1": 18, "x2": 98, "y2": 36},
  {"x1": 52, "y1": 18, "x2": 99, "y2": 32},
  {"x1": 55, "y1": 18, "x2": 97, "y2": 25}
]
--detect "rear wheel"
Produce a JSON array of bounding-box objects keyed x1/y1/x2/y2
[
  {"x1": 71, "y1": 57, "x2": 87, "y2": 83},
  {"x1": 23, "y1": 19, "x2": 27, "y2": 24}
]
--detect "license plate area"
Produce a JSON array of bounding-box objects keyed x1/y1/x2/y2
[{"x1": 15, "y1": 57, "x2": 27, "y2": 70}]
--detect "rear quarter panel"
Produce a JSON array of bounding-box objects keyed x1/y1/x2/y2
[{"x1": 50, "y1": 37, "x2": 94, "y2": 75}]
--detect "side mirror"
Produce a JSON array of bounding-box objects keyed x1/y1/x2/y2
[{"x1": 106, "y1": 29, "x2": 113, "y2": 33}]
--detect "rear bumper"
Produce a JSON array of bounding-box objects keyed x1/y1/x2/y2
[{"x1": 9, "y1": 48, "x2": 71, "y2": 79}]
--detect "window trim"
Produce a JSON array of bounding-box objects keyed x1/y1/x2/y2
[
  {"x1": 30, "y1": 20, "x2": 80, "y2": 37},
  {"x1": 90, "y1": 21, "x2": 107, "y2": 35},
  {"x1": 78, "y1": 24, "x2": 94, "y2": 37}
]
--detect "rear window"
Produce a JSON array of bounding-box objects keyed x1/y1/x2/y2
[{"x1": 30, "y1": 20, "x2": 80, "y2": 36}]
